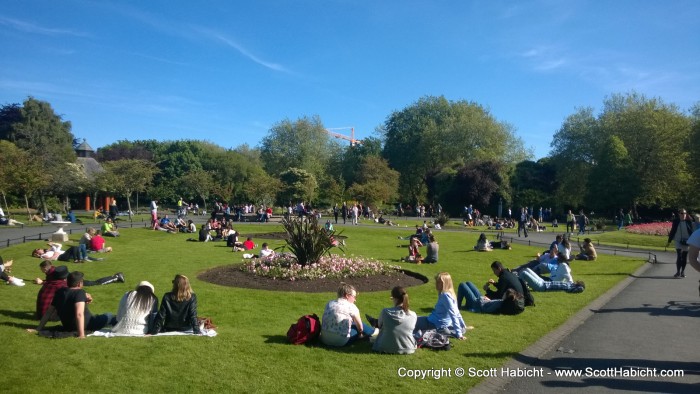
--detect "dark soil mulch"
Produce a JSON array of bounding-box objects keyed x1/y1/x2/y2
[{"x1": 198, "y1": 264, "x2": 428, "y2": 293}]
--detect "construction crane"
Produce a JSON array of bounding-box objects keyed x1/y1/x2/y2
[{"x1": 325, "y1": 127, "x2": 363, "y2": 146}]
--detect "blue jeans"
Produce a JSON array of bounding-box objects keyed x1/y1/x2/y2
[
  {"x1": 457, "y1": 282, "x2": 503, "y2": 314},
  {"x1": 86, "y1": 313, "x2": 115, "y2": 331},
  {"x1": 347, "y1": 323, "x2": 375, "y2": 345}
]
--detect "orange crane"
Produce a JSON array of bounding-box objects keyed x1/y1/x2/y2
[{"x1": 325, "y1": 127, "x2": 363, "y2": 146}]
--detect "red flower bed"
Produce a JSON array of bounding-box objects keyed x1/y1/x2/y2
[{"x1": 625, "y1": 222, "x2": 671, "y2": 236}]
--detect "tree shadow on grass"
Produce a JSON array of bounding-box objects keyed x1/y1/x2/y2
[{"x1": 591, "y1": 300, "x2": 700, "y2": 317}]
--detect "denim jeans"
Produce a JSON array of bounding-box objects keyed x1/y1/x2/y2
[
  {"x1": 457, "y1": 282, "x2": 503, "y2": 314},
  {"x1": 86, "y1": 313, "x2": 115, "y2": 331},
  {"x1": 347, "y1": 323, "x2": 375, "y2": 344}
]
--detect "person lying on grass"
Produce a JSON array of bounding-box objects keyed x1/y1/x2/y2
[
  {"x1": 1, "y1": 257, "x2": 24, "y2": 286},
  {"x1": 150, "y1": 274, "x2": 201, "y2": 335},
  {"x1": 518, "y1": 267, "x2": 585, "y2": 293},
  {"x1": 413, "y1": 272, "x2": 471, "y2": 340},
  {"x1": 320, "y1": 283, "x2": 375, "y2": 346},
  {"x1": 457, "y1": 282, "x2": 524, "y2": 315}
]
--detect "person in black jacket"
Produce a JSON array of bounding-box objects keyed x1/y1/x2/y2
[
  {"x1": 667, "y1": 208, "x2": 694, "y2": 278},
  {"x1": 483, "y1": 261, "x2": 523, "y2": 299},
  {"x1": 150, "y1": 274, "x2": 200, "y2": 334}
]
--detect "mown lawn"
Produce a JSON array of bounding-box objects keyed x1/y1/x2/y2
[{"x1": 0, "y1": 223, "x2": 646, "y2": 393}]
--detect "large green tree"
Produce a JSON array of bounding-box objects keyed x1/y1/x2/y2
[
  {"x1": 100, "y1": 159, "x2": 159, "y2": 220},
  {"x1": 381, "y1": 96, "x2": 530, "y2": 206},
  {"x1": 346, "y1": 156, "x2": 399, "y2": 209},
  {"x1": 260, "y1": 116, "x2": 342, "y2": 181}
]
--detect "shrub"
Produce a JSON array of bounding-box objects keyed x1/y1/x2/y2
[
  {"x1": 435, "y1": 212, "x2": 450, "y2": 227},
  {"x1": 280, "y1": 216, "x2": 342, "y2": 266}
]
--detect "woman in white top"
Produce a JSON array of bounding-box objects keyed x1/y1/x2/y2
[
  {"x1": 320, "y1": 283, "x2": 375, "y2": 346},
  {"x1": 112, "y1": 281, "x2": 158, "y2": 335}
]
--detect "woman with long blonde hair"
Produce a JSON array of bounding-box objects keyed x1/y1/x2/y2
[
  {"x1": 413, "y1": 272, "x2": 469, "y2": 340},
  {"x1": 150, "y1": 274, "x2": 200, "y2": 334}
]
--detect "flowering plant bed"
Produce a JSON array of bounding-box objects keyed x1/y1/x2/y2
[
  {"x1": 240, "y1": 254, "x2": 402, "y2": 281},
  {"x1": 625, "y1": 222, "x2": 671, "y2": 236}
]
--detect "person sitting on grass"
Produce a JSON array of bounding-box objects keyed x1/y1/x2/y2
[
  {"x1": 413, "y1": 272, "x2": 471, "y2": 340},
  {"x1": 483, "y1": 261, "x2": 524, "y2": 300},
  {"x1": 320, "y1": 283, "x2": 375, "y2": 347},
  {"x1": 259, "y1": 243, "x2": 276, "y2": 259},
  {"x1": 518, "y1": 267, "x2": 585, "y2": 293},
  {"x1": 474, "y1": 233, "x2": 493, "y2": 252},
  {"x1": 112, "y1": 281, "x2": 159, "y2": 335},
  {"x1": 186, "y1": 220, "x2": 197, "y2": 233},
  {"x1": 89, "y1": 230, "x2": 113, "y2": 253},
  {"x1": 242, "y1": 237, "x2": 255, "y2": 251},
  {"x1": 150, "y1": 274, "x2": 201, "y2": 335},
  {"x1": 576, "y1": 238, "x2": 597, "y2": 261},
  {"x1": 367, "y1": 286, "x2": 417, "y2": 354},
  {"x1": 457, "y1": 282, "x2": 524, "y2": 315},
  {"x1": 101, "y1": 217, "x2": 120, "y2": 237},
  {"x1": 34, "y1": 271, "x2": 116, "y2": 338},
  {"x1": 33, "y1": 262, "x2": 125, "y2": 319},
  {"x1": 422, "y1": 234, "x2": 439, "y2": 264},
  {"x1": 401, "y1": 236, "x2": 423, "y2": 263}
]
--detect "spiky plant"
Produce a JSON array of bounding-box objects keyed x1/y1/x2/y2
[{"x1": 280, "y1": 216, "x2": 344, "y2": 266}]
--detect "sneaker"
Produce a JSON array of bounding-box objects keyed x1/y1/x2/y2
[
  {"x1": 681, "y1": 273, "x2": 686, "y2": 278},
  {"x1": 115, "y1": 272, "x2": 125, "y2": 283},
  {"x1": 365, "y1": 314, "x2": 379, "y2": 328},
  {"x1": 674, "y1": 273, "x2": 680, "y2": 278}
]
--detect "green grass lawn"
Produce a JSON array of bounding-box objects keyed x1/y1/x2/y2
[{"x1": 0, "y1": 224, "x2": 646, "y2": 393}]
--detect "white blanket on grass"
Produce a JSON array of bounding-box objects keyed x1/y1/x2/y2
[{"x1": 89, "y1": 328, "x2": 217, "y2": 338}]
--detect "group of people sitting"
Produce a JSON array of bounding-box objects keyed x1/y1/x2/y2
[
  {"x1": 29, "y1": 263, "x2": 202, "y2": 337},
  {"x1": 399, "y1": 225, "x2": 439, "y2": 264},
  {"x1": 320, "y1": 272, "x2": 470, "y2": 354}
]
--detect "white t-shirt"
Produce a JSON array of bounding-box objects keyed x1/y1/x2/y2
[{"x1": 321, "y1": 298, "x2": 359, "y2": 346}]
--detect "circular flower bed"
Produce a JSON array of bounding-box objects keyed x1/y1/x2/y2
[{"x1": 241, "y1": 254, "x2": 402, "y2": 281}]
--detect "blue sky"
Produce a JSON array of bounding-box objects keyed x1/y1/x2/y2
[{"x1": 1, "y1": 0, "x2": 698, "y2": 159}]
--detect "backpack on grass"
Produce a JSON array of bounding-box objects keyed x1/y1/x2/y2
[
  {"x1": 417, "y1": 330, "x2": 451, "y2": 351},
  {"x1": 287, "y1": 314, "x2": 321, "y2": 345}
]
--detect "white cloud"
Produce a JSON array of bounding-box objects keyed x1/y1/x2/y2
[{"x1": 0, "y1": 16, "x2": 88, "y2": 37}]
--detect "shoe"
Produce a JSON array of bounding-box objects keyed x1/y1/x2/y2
[
  {"x1": 674, "y1": 273, "x2": 680, "y2": 278},
  {"x1": 681, "y1": 273, "x2": 686, "y2": 278},
  {"x1": 93, "y1": 257, "x2": 105, "y2": 262},
  {"x1": 365, "y1": 314, "x2": 379, "y2": 328},
  {"x1": 115, "y1": 272, "x2": 125, "y2": 283}
]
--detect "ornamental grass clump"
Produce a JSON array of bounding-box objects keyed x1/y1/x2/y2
[
  {"x1": 279, "y1": 216, "x2": 342, "y2": 266},
  {"x1": 240, "y1": 254, "x2": 402, "y2": 281}
]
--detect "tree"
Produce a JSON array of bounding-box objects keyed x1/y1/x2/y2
[
  {"x1": 0, "y1": 140, "x2": 49, "y2": 219},
  {"x1": 549, "y1": 107, "x2": 598, "y2": 209},
  {"x1": 260, "y1": 116, "x2": 341, "y2": 181},
  {"x1": 179, "y1": 168, "x2": 216, "y2": 212},
  {"x1": 278, "y1": 168, "x2": 318, "y2": 205},
  {"x1": 346, "y1": 156, "x2": 399, "y2": 209},
  {"x1": 0, "y1": 98, "x2": 77, "y2": 215},
  {"x1": 585, "y1": 135, "x2": 635, "y2": 215},
  {"x1": 381, "y1": 95, "x2": 530, "y2": 206},
  {"x1": 100, "y1": 159, "x2": 158, "y2": 220},
  {"x1": 437, "y1": 161, "x2": 505, "y2": 215}
]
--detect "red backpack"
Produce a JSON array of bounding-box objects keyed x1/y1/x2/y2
[{"x1": 287, "y1": 314, "x2": 321, "y2": 345}]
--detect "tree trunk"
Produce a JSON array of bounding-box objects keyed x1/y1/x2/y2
[
  {"x1": 1, "y1": 192, "x2": 9, "y2": 218},
  {"x1": 24, "y1": 193, "x2": 31, "y2": 220},
  {"x1": 126, "y1": 192, "x2": 133, "y2": 222},
  {"x1": 39, "y1": 192, "x2": 48, "y2": 217}
]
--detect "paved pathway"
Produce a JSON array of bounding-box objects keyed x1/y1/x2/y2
[{"x1": 471, "y1": 230, "x2": 700, "y2": 393}]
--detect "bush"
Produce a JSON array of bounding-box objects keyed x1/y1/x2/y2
[
  {"x1": 435, "y1": 212, "x2": 450, "y2": 227},
  {"x1": 592, "y1": 218, "x2": 607, "y2": 231}
]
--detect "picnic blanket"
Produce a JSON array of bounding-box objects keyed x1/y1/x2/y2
[
  {"x1": 90, "y1": 328, "x2": 217, "y2": 338},
  {"x1": 38, "y1": 328, "x2": 217, "y2": 338}
]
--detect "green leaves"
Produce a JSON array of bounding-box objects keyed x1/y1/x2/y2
[{"x1": 280, "y1": 216, "x2": 343, "y2": 266}]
